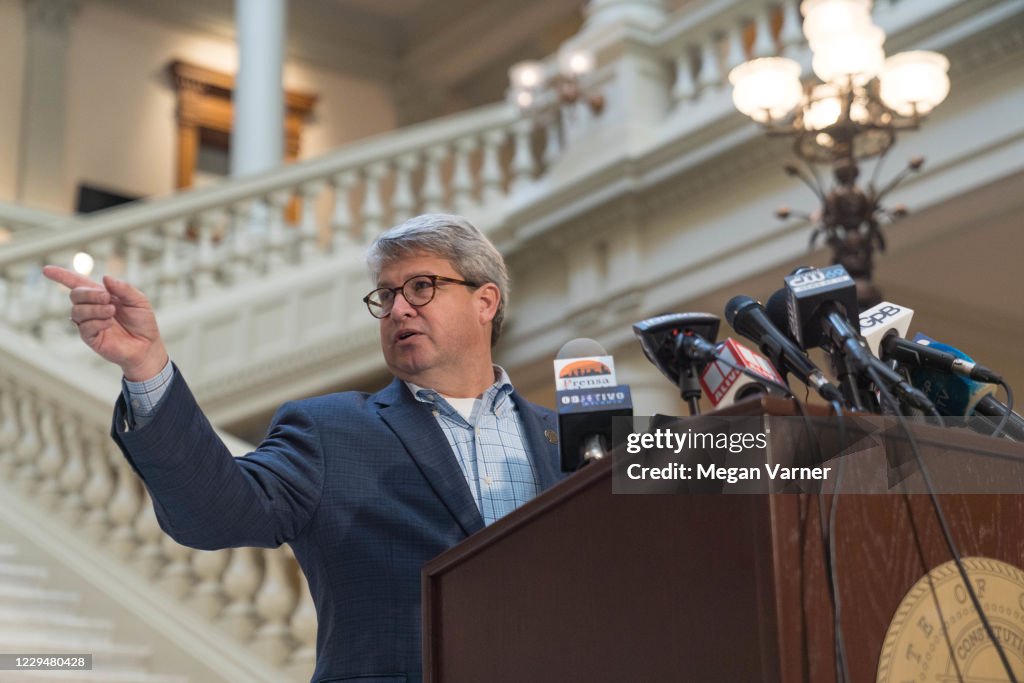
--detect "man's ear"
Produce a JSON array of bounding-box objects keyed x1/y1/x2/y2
[{"x1": 475, "y1": 283, "x2": 501, "y2": 325}]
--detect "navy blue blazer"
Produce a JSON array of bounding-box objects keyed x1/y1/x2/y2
[{"x1": 111, "y1": 368, "x2": 561, "y2": 683}]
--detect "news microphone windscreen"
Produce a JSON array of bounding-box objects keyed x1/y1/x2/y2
[
  {"x1": 699, "y1": 339, "x2": 785, "y2": 406},
  {"x1": 554, "y1": 338, "x2": 618, "y2": 391},
  {"x1": 783, "y1": 265, "x2": 860, "y2": 349},
  {"x1": 859, "y1": 301, "x2": 914, "y2": 358},
  {"x1": 908, "y1": 334, "x2": 996, "y2": 416},
  {"x1": 557, "y1": 338, "x2": 607, "y2": 360}
]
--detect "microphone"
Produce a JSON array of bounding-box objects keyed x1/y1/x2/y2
[
  {"x1": 879, "y1": 328, "x2": 1003, "y2": 384},
  {"x1": 902, "y1": 334, "x2": 997, "y2": 416},
  {"x1": 857, "y1": 301, "x2": 914, "y2": 359},
  {"x1": 724, "y1": 295, "x2": 844, "y2": 404},
  {"x1": 632, "y1": 312, "x2": 720, "y2": 415},
  {"x1": 699, "y1": 338, "x2": 787, "y2": 407},
  {"x1": 782, "y1": 266, "x2": 935, "y2": 413},
  {"x1": 554, "y1": 338, "x2": 633, "y2": 472},
  {"x1": 974, "y1": 395, "x2": 1024, "y2": 442}
]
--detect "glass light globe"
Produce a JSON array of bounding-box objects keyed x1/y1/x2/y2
[
  {"x1": 811, "y1": 24, "x2": 886, "y2": 85},
  {"x1": 509, "y1": 61, "x2": 545, "y2": 90},
  {"x1": 515, "y1": 90, "x2": 535, "y2": 110},
  {"x1": 72, "y1": 251, "x2": 95, "y2": 276},
  {"x1": 803, "y1": 84, "x2": 841, "y2": 130},
  {"x1": 560, "y1": 49, "x2": 595, "y2": 77},
  {"x1": 879, "y1": 50, "x2": 950, "y2": 116},
  {"x1": 801, "y1": 0, "x2": 874, "y2": 46},
  {"x1": 729, "y1": 57, "x2": 804, "y2": 123}
]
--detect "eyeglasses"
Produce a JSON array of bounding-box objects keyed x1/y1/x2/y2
[{"x1": 363, "y1": 274, "x2": 479, "y2": 319}]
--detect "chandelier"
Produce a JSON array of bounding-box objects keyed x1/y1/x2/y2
[
  {"x1": 508, "y1": 48, "x2": 604, "y2": 117},
  {"x1": 728, "y1": 0, "x2": 950, "y2": 308}
]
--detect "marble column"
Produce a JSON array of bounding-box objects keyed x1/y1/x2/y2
[
  {"x1": 17, "y1": 0, "x2": 79, "y2": 211},
  {"x1": 231, "y1": 0, "x2": 286, "y2": 177}
]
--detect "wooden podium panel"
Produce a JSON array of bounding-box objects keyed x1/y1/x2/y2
[{"x1": 422, "y1": 398, "x2": 1024, "y2": 682}]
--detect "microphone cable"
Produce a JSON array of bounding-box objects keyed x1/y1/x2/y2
[
  {"x1": 823, "y1": 399, "x2": 851, "y2": 683},
  {"x1": 992, "y1": 380, "x2": 1015, "y2": 439},
  {"x1": 866, "y1": 364, "x2": 1019, "y2": 683}
]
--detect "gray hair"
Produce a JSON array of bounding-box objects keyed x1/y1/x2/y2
[{"x1": 366, "y1": 214, "x2": 509, "y2": 346}]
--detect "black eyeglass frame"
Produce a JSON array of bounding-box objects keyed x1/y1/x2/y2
[{"x1": 363, "y1": 274, "x2": 480, "y2": 318}]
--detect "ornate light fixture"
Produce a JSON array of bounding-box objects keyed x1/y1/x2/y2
[
  {"x1": 508, "y1": 47, "x2": 604, "y2": 117},
  {"x1": 729, "y1": 0, "x2": 950, "y2": 308}
]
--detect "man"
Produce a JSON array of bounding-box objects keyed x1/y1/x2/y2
[{"x1": 43, "y1": 214, "x2": 563, "y2": 683}]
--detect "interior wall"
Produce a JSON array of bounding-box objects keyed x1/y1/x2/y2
[
  {"x1": 60, "y1": 2, "x2": 398, "y2": 211},
  {"x1": 0, "y1": 1, "x2": 26, "y2": 202}
]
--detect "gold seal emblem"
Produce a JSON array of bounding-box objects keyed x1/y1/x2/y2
[{"x1": 877, "y1": 557, "x2": 1024, "y2": 681}]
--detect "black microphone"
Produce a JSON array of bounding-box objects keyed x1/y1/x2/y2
[
  {"x1": 874, "y1": 326, "x2": 1003, "y2": 384},
  {"x1": 974, "y1": 395, "x2": 1024, "y2": 442},
  {"x1": 724, "y1": 295, "x2": 845, "y2": 404},
  {"x1": 781, "y1": 266, "x2": 935, "y2": 414},
  {"x1": 632, "y1": 312, "x2": 720, "y2": 415},
  {"x1": 554, "y1": 338, "x2": 633, "y2": 472}
]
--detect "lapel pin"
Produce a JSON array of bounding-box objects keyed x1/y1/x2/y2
[{"x1": 544, "y1": 429, "x2": 558, "y2": 444}]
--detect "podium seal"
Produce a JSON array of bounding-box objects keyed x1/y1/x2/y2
[{"x1": 877, "y1": 557, "x2": 1024, "y2": 681}]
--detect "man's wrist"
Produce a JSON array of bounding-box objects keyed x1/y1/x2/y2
[{"x1": 122, "y1": 348, "x2": 170, "y2": 382}]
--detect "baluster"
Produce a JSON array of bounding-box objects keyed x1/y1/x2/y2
[
  {"x1": 480, "y1": 129, "x2": 506, "y2": 204},
  {"x1": 190, "y1": 549, "x2": 230, "y2": 619},
  {"x1": 391, "y1": 154, "x2": 418, "y2": 224},
  {"x1": 23, "y1": 262, "x2": 48, "y2": 336},
  {"x1": 220, "y1": 547, "x2": 262, "y2": 641},
  {"x1": 752, "y1": 5, "x2": 777, "y2": 58},
  {"x1": 510, "y1": 119, "x2": 536, "y2": 192},
  {"x1": 134, "y1": 226, "x2": 162, "y2": 296},
  {"x1": 3, "y1": 264, "x2": 31, "y2": 332},
  {"x1": 287, "y1": 571, "x2": 317, "y2": 679},
  {"x1": 265, "y1": 192, "x2": 291, "y2": 273},
  {"x1": 673, "y1": 49, "x2": 698, "y2": 102},
  {"x1": 0, "y1": 378, "x2": 18, "y2": 473},
  {"x1": 297, "y1": 181, "x2": 323, "y2": 263},
  {"x1": 34, "y1": 400, "x2": 64, "y2": 509},
  {"x1": 13, "y1": 388, "x2": 41, "y2": 493},
  {"x1": 697, "y1": 33, "x2": 724, "y2": 92},
  {"x1": 106, "y1": 448, "x2": 142, "y2": 560},
  {"x1": 725, "y1": 22, "x2": 748, "y2": 71},
  {"x1": 122, "y1": 232, "x2": 143, "y2": 285},
  {"x1": 158, "y1": 219, "x2": 188, "y2": 306},
  {"x1": 451, "y1": 137, "x2": 477, "y2": 214},
  {"x1": 361, "y1": 162, "x2": 387, "y2": 239},
  {"x1": 58, "y1": 418, "x2": 88, "y2": 525},
  {"x1": 89, "y1": 237, "x2": 115, "y2": 281},
  {"x1": 41, "y1": 251, "x2": 75, "y2": 343},
  {"x1": 82, "y1": 429, "x2": 115, "y2": 542},
  {"x1": 194, "y1": 210, "x2": 221, "y2": 296},
  {"x1": 253, "y1": 548, "x2": 298, "y2": 665},
  {"x1": 160, "y1": 535, "x2": 196, "y2": 599},
  {"x1": 229, "y1": 201, "x2": 255, "y2": 282},
  {"x1": 543, "y1": 113, "x2": 562, "y2": 168},
  {"x1": 421, "y1": 145, "x2": 447, "y2": 213},
  {"x1": 779, "y1": 0, "x2": 805, "y2": 55},
  {"x1": 330, "y1": 171, "x2": 357, "y2": 251},
  {"x1": 134, "y1": 495, "x2": 166, "y2": 578}
]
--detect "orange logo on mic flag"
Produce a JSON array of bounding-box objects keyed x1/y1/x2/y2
[
  {"x1": 558, "y1": 360, "x2": 612, "y2": 379},
  {"x1": 553, "y1": 355, "x2": 617, "y2": 390}
]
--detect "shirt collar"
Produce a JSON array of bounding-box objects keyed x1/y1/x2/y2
[{"x1": 406, "y1": 365, "x2": 514, "y2": 414}]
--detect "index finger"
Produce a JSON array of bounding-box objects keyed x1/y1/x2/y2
[{"x1": 42, "y1": 265, "x2": 101, "y2": 290}]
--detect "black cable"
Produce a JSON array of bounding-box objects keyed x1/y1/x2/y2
[
  {"x1": 866, "y1": 365, "x2": 1019, "y2": 683},
  {"x1": 826, "y1": 400, "x2": 851, "y2": 683},
  {"x1": 992, "y1": 380, "x2": 1014, "y2": 439}
]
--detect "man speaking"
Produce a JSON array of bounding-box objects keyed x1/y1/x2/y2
[{"x1": 44, "y1": 214, "x2": 563, "y2": 683}]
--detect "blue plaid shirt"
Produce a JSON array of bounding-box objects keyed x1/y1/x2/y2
[
  {"x1": 407, "y1": 368, "x2": 539, "y2": 525},
  {"x1": 124, "y1": 361, "x2": 540, "y2": 525}
]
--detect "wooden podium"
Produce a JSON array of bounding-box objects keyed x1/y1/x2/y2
[{"x1": 422, "y1": 397, "x2": 1024, "y2": 682}]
